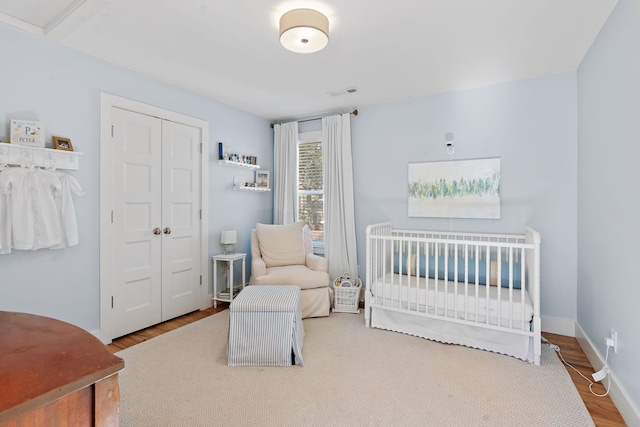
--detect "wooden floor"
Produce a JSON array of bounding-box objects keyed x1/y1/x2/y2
[
  {"x1": 107, "y1": 310, "x2": 626, "y2": 426},
  {"x1": 541, "y1": 332, "x2": 626, "y2": 426},
  {"x1": 106, "y1": 305, "x2": 227, "y2": 353}
]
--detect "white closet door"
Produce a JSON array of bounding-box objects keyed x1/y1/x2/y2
[
  {"x1": 160, "y1": 120, "x2": 202, "y2": 320},
  {"x1": 111, "y1": 108, "x2": 163, "y2": 338},
  {"x1": 110, "y1": 109, "x2": 202, "y2": 339}
]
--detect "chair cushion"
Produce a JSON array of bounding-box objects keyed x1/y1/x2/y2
[
  {"x1": 256, "y1": 222, "x2": 306, "y2": 268},
  {"x1": 253, "y1": 265, "x2": 329, "y2": 289}
]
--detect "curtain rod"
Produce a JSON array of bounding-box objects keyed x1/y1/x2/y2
[{"x1": 270, "y1": 109, "x2": 358, "y2": 129}]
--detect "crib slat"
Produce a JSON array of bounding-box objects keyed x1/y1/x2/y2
[
  {"x1": 497, "y1": 248, "x2": 502, "y2": 326},
  {"x1": 509, "y1": 248, "x2": 513, "y2": 328},
  {"x1": 521, "y1": 247, "x2": 526, "y2": 330},
  {"x1": 474, "y1": 245, "x2": 480, "y2": 323},
  {"x1": 463, "y1": 244, "x2": 469, "y2": 321},
  {"x1": 453, "y1": 244, "x2": 459, "y2": 320},
  {"x1": 485, "y1": 246, "x2": 490, "y2": 325}
]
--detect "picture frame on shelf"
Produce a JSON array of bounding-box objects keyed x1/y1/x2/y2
[
  {"x1": 10, "y1": 119, "x2": 45, "y2": 148},
  {"x1": 53, "y1": 136, "x2": 73, "y2": 151},
  {"x1": 256, "y1": 170, "x2": 269, "y2": 188}
]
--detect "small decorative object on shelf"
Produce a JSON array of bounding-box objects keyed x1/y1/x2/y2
[
  {"x1": 10, "y1": 119, "x2": 45, "y2": 148},
  {"x1": 218, "y1": 287, "x2": 241, "y2": 298},
  {"x1": 256, "y1": 170, "x2": 269, "y2": 188},
  {"x1": 218, "y1": 141, "x2": 257, "y2": 165},
  {"x1": 53, "y1": 136, "x2": 73, "y2": 151}
]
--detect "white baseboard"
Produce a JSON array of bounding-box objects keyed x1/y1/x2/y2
[
  {"x1": 541, "y1": 315, "x2": 576, "y2": 336},
  {"x1": 576, "y1": 323, "x2": 640, "y2": 427},
  {"x1": 91, "y1": 329, "x2": 111, "y2": 345}
]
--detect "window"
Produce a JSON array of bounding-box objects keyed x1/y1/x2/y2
[{"x1": 298, "y1": 137, "x2": 323, "y2": 243}]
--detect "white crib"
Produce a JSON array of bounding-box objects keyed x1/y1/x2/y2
[{"x1": 364, "y1": 222, "x2": 541, "y2": 365}]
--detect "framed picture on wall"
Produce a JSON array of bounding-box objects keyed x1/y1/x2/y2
[
  {"x1": 53, "y1": 136, "x2": 73, "y2": 151},
  {"x1": 256, "y1": 170, "x2": 269, "y2": 188},
  {"x1": 408, "y1": 157, "x2": 501, "y2": 219}
]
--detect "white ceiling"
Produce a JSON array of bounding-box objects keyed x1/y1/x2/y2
[{"x1": 0, "y1": 0, "x2": 618, "y2": 121}]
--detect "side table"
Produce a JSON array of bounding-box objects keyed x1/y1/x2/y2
[{"x1": 212, "y1": 253, "x2": 246, "y2": 307}]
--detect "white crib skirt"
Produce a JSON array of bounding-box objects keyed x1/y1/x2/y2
[{"x1": 370, "y1": 307, "x2": 534, "y2": 363}]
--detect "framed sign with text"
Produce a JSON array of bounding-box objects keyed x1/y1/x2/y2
[{"x1": 10, "y1": 119, "x2": 45, "y2": 148}]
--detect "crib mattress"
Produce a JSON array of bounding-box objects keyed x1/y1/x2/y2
[{"x1": 370, "y1": 272, "x2": 533, "y2": 329}]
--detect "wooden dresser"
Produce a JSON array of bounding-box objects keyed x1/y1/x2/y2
[{"x1": 0, "y1": 311, "x2": 124, "y2": 426}]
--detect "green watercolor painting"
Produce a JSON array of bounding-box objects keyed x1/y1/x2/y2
[{"x1": 408, "y1": 158, "x2": 501, "y2": 219}]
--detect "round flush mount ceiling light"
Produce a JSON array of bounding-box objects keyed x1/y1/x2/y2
[{"x1": 279, "y1": 8, "x2": 329, "y2": 54}]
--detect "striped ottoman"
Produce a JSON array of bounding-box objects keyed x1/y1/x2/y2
[{"x1": 227, "y1": 285, "x2": 304, "y2": 367}]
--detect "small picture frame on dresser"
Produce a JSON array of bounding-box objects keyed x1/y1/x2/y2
[{"x1": 53, "y1": 136, "x2": 73, "y2": 151}]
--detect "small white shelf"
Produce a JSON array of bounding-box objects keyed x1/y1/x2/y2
[
  {"x1": 0, "y1": 142, "x2": 82, "y2": 170},
  {"x1": 218, "y1": 159, "x2": 259, "y2": 169},
  {"x1": 232, "y1": 175, "x2": 270, "y2": 192},
  {"x1": 233, "y1": 185, "x2": 271, "y2": 192}
]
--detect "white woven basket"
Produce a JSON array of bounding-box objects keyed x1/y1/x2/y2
[{"x1": 332, "y1": 274, "x2": 361, "y2": 314}]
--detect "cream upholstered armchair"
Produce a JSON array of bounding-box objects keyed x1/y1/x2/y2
[{"x1": 249, "y1": 221, "x2": 332, "y2": 318}]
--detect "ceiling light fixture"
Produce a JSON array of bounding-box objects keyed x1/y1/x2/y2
[{"x1": 279, "y1": 8, "x2": 329, "y2": 54}]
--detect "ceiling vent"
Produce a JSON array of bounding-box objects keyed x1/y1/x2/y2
[{"x1": 326, "y1": 86, "x2": 358, "y2": 97}]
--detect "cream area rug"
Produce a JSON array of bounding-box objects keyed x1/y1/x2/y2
[{"x1": 116, "y1": 311, "x2": 594, "y2": 427}]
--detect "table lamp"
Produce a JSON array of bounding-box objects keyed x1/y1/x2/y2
[{"x1": 220, "y1": 230, "x2": 237, "y2": 254}]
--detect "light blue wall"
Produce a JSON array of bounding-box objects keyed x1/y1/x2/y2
[
  {"x1": 3, "y1": 6, "x2": 637, "y2": 414},
  {"x1": 351, "y1": 73, "x2": 578, "y2": 321},
  {"x1": 0, "y1": 24, "x2": 273, "y2": 332},
  {"x1": 578, "y1": 0, "x2": 640, "y2": 416}
]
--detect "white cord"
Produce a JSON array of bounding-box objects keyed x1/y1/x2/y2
[{"x1": 543, "y1": 337, "x2": 611, "y2": 398}]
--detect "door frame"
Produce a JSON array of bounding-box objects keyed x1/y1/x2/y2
[{"x1": 97, "y1": 92, "x2": 210, "y2": 344}]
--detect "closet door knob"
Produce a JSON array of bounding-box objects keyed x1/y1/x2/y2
[
  {"x1": 163, "y1": 227, "x2": 172, "y2": 235},
  {"x1": 153, "y1": 227, "x2": 161, "y2": 235}
]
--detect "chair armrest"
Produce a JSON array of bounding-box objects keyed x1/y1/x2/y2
[
  {"x1": 306, "y1": 253, "x2": 328, "y2": 272},
  {"x1": 251, "y1": 257, "x2": 267, "y2": 278}
]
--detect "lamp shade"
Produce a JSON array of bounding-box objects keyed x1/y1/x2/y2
[
  {"x1": 220, "y1": 230, "x2": 237, "y2": 245},
  {"x1": 279, "y1": 8, "x2": 329, "y2": 54}
]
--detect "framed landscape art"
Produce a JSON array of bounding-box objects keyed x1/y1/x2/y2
[{"x1": 408, "y1": 158, "x2": 501, "y2": 219}]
